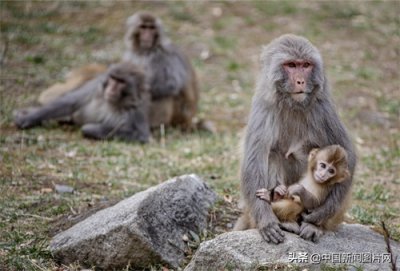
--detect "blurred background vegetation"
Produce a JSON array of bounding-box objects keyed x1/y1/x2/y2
[{"x1": 0, "y1": 1, "x2": 399, "y2": 270}]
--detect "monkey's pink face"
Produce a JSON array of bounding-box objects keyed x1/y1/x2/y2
[
  {"x1": 283, "y1": 60, "x2": 314, "y2": 102},
  {"x1": 313, "y1": 160, "x2": 336, "y2": 183},
  {"x1": 137, "y1": 23, "x2": 157, "y2": 49},
  {"x1": 104, "y1": 78, "x2": 127, "y2": 103}
]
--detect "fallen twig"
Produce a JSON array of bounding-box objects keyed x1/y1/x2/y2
[
  {"x1": 381, "y1": 221, "x2": 398, "y2": 271},
  {"x1": 20, "y1": 213, "x2": 53, "y2": 221},
  {"x1": 0, "y1": 35, "x2": 9, "y2": 67}
]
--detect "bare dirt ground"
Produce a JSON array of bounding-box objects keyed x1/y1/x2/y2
[{"x1": 0, "y1": 1, "x2": 399, "y2": 270}]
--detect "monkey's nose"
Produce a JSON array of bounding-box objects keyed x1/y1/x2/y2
[{"x1": 296, "y1": 79, "x2": 305, "y2": 85}]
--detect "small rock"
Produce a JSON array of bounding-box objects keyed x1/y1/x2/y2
[
  {"x1": 196, "y1": 119, "x2": 217, "y2": 134},
  {"x1": 41, "y1": 188, "x2": 53, "y2": 194},
  {"x1": 54, "y1": 184, "x2": 74, "y2": 194}
]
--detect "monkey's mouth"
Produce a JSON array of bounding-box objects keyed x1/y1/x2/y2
[
  {"x1": 291, "y1": 91, "x2": 307, "y2": 102},
  {"x1": 314, "y1": 172, "x2": 325, "y2": 183}
]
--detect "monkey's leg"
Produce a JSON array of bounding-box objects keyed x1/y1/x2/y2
[
  {"x1": 81, "y1": 123, "x2": 113, "y2": 140},
  {"x1": 82, "y1": 121, "x2": 150, "y2": 144},
  {"x1": 233, "y1": 213, "x2": 253, "y2": 231},
  {"x1": 14, "y1": 107, "x2": 42, "y2": 128}
]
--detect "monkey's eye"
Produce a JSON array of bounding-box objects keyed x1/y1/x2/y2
[
  {"x1": 328, "y1": 168, "x2": 335, "y2": 175},
  {"x1": 140, "y1": 24, "x2": 155, "y2": 30},
  {"x1": 320, "y1": 163, "x2": 326, "y2": 169},
  {"x1": 303, "y1": 62, "x2": 310, "y2": 68},
  {"x1": 287, "y1": 62, "x2": 296, "y2": 68}
]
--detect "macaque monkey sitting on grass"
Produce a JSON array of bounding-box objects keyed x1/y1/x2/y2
[{"x1": 256, "y1": 145, "x2": 351, "y2": 236}]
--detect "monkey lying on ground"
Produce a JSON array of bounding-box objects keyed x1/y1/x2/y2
[
  {"x1": 14, "y1": 62, "x2": 150, "y2": 143},
  {"x1": 234, "y1": 34, "x2": 356, "y2": 243},
  {"x1": 256, "y1": 145, "x2": 351, "y2": 236}
]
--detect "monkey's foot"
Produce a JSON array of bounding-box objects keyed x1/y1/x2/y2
[
  {"x1": 280, "y1": 222, "x2": 300, "y2": 234},
  {"x1": 13, "y1": 107, "x2": 40, "y2": 129},
  {"x1": 299, "y1": 222, "x2": 324, "y2": 242}
]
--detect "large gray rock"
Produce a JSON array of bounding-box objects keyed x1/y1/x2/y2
[
  {"x1": 50, "y1": 174, "x2": 217, "y2": 269},
  {"x1": 185, "y1": 224, "x2": 400, "y2": 271}
]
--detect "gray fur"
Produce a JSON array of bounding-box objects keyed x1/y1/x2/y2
[
  {"x1": 122, "y1": 12, "x2": 193, "y2": 100},
  {"x1": 239, "y1": 34, "x2": 356, "y2": 243},
  {"x1": 14, "y1": 63, "x2": 151, "y2": 143},
  {"x1": 290, "y1": 185, "x2": 320, "y2": 210},
  {"x1": 122, "y1": 12, "x2": 198, "y2": 129},
  {"x1": 124, "y1": 12, "x2": 171, "y2": 54}
]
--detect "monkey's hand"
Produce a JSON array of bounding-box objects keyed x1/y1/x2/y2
[
  {"x1": 256, "y1": 188, "x2": 271, "y2": 202},
  {"x1": 272, "y1": 184, "x2": 287, "y2": 201},
  {"x1": 13, "y1": 108, "x2": 40, "y2": 129},
  {"x1": 257, "y1": 203, "x2": 285, "y2": 244},
  {"x1": 274, "y1": 184, "x2": 287, "y2": 196},
  {"x1": 259, "y1": 217, "x2": 285, "y2": 244},
  {"x1": 299, "y1": 221, "x2": 324, "y2": 242}
]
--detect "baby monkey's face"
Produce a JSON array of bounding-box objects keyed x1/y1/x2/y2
[{"x1": 313, "y1": 159, "x2": 336, "y2": 183}]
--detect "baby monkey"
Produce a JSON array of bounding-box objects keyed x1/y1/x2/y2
[{"x1": 256, "y1": 145, "x2": 350, "y2": 234}]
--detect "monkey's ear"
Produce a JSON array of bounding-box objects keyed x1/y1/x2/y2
[
  {"x1": 308, "y1": 148, "x2": 319, "y2": 160},
  {"x1": 126, "y1": 13, "x2": 139, "y2": 27},
  {"x1": 291, "y1": 195, "x2": 302, "y2": 204},
  {"x1": 337, "y1": 169, "x2": 350, "y2": 183}
]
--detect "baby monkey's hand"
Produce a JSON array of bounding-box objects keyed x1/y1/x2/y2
[{"x1": 256, "y1": 188, "x2": 271, "y2": 202}]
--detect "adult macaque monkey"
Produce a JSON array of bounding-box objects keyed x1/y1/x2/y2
[
  {"x1": 234, "y1": 34, "x2": 356, "y2": 243},
  {"x1": 256, "y1": 145, "x2": 351, "y2": 236},
  {"x1": 15, "y1": 63, "x2": 150, "y2": 143},
  {"x1": 123, "y1": 12, "x2": 198, "y2": 130},
  {"x1": 38, "y1": 12, "x2": 199, "y2": 130}
]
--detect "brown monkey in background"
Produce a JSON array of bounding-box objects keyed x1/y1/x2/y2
[
  {"x1": 38, "y1": 63, "x2": 107, "y2": 105},
  {"x1": 234, "y1": 34, "x2": 356, "y2": 243},
  {"x1": 38, "y1": 12, "x2": 199, "y2": 130},
  {"x1": 256, "y1": 145, "x2": 351, "y2": 235},
  {"x1": 15, "y1": 62, "x2": 151, "y2": 143}
]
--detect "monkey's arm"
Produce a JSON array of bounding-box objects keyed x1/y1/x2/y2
[
  {"x1": 302, "y1": 181, "x2": 350, "y2": 225},
  {"x1": 288, "y1": 184, "x2": 320, "y2": 210},
  {"x1": 81, "y1": 106, "x2": 150, "y2": 143},
  {"x1": 241, "y1": 97, "x2": 284, "y2": 244},
  {"x1": 150, "y1": 52, "x2": 186, "y2": 100},
  {"x1": 14, "y1": 77, "x2": 101, "y2": 129}
]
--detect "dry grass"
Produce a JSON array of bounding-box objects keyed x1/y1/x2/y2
[{"x1": 0, "y1": 1, "x2": 399, "y2": 270}]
